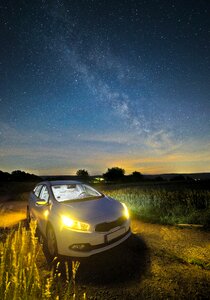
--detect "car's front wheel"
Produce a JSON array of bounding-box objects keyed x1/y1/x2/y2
[{"x1": 46, "y1": 224, "x2": 58, "y2": 260}]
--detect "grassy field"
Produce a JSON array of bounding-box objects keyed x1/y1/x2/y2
[
  {"x1": 0, "y1": 180, "x2": 210, "y2": 299},
  {"x1": 101, "y1": 184, "x2": 210, "y2": 226}
]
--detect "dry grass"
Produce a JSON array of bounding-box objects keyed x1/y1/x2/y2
[
  {"x1": 0, "y1": 211, "x2": 26, "y2": 228},
  {"x1": 0, "y1": 201, "x2": 27, "y2": 227},
  {"x1": 0, "y1": 221, "x2": 81, "y2": 300}
]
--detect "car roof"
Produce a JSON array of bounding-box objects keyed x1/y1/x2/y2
[{"x1": 37, "y1": 180, "x2": 82, "y2": 186}]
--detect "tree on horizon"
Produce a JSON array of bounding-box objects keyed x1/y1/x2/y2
[
  {"x1": 103, "y1": 167, "x2": 125, "y2": 182},
  {"x1": 76, "y1": 169, "x2": 89, "y2": 178}
]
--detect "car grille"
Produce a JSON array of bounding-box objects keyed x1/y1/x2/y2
[{"x1": 95, "y1": 216, "x2": 127, "y2": 232}]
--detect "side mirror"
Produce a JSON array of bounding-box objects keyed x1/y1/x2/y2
[{"x1": 36, "y1": 200, "x2": 48, "y2": 206}]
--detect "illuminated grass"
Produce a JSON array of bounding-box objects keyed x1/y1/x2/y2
[
  {"x1": 187, "y1": 258, "x2": 210, "y2": 270},
  {"x1": 0, "y1": 221, "x2": 80, "y2": 300},
  {"x1": 103, "y1": 187, "x2": 210, "y2": 225},
  {"x1": 0, "y1": 211, "x2": 26, "y2": 228}
]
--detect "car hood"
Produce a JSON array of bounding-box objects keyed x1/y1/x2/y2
[{"x1": 57, "y1": 196, "x2": 124, "y2": 223}]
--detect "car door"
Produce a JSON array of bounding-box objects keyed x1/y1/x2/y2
[
  {"x1": 35, "y1": 185, "x2": 50, "y2": 235},
  {"x1": 29, "y1": 184, "x2": 43, "y2": 221}
]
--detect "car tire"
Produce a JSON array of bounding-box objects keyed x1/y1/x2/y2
[{"x1": 46, "y1": 224, "x2": 58, "y2": 260}]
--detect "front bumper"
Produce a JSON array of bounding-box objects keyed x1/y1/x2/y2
[{"x1": 55, "y1": 220, "x2": 131, "y2": 257}]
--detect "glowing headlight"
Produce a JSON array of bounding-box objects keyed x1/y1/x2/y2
[
  {"x1": 122, "y1": 203, "x2": 129, "y2": 219},
  {"x1": 61, "y1": 216, "x2": 90, "y2": 231}
]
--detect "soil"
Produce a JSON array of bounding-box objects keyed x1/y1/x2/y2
[{"x1": 0, "y1": 201, "x2": 210, "y2": 299}]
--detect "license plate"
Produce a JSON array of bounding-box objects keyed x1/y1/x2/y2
[{"x1": 106, "y1": 227, "x2": 126, "y2": 242}]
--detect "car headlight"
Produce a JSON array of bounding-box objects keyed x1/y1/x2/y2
[
  {"x1": 61, "y1": 215, "x2": 90, "y2": 231},
  {"x1": 121, "y1": 203, "x2": 129, "y2": 219}
]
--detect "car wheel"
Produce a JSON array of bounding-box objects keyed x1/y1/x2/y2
[{"x1": 46, "y1": 224, "x2": 58, "y2": 259}]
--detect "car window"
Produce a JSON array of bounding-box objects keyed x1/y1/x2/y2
[
  {"x1": 83, "y1": 184, "x2": 101, "y2": 196},
  {"x1": 52, "y1": 184, "x2": 102, "y2": 202},
  {"x1": 34, "y1": 185, "x2": 43, "y2": 197},
  {"x1": 39, "y1": 185, "x2": 49, "y2": 202}
]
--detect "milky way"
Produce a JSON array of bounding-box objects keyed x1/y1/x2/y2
[{"x1": 0, "y1": 0, "x2": 210, "y2": 174}]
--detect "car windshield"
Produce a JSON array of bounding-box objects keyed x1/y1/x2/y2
[{"x1": 51, "y1": 183, "x2": 102, "y2": 202}]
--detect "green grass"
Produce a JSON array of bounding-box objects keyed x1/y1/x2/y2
[
  {"x1": 188, "y1": 258, "x2": 210, "y2": 270},
  {"x1": 101, "y1": 186, "x2": 210, "y2": 226},
  {"x1": 0, "y1": 221, "x2": 80, "y2": 300}
]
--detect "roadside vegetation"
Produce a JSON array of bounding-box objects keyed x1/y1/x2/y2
[
  {"x1": 0, "y1": 221, "x2": 80, "y2": 300},
  {"x1": 102, "y1": 185, "x2": 210, "y2": 226}
]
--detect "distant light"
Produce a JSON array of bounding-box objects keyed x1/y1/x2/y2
[{"x1": 93, "y1": 177, "x2": 105, "y2": 183}]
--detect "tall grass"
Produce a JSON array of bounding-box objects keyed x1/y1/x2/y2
[
  {"x1": 103, "y1": 187, "x2": 210, "y2": 225},
  {"x1": 0, "y1": 221, "x2": 80, "y2": 300}
]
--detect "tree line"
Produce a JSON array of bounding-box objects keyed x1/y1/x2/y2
[
  {"x1": 76, "y1": 168, "x2": 195, "y2": 183},
  {"x1": 0, "y1": 168, "x2": 193, "y2": 183},
  {"x1": 0, "y1": 170, "x2": 41, "y2": 182},
  {"x1": 77, "y1": 167, "x2": 144, "y2": 182},
  {"x1": 0, "y1": 168, "x2": 142, "y2": 182}
]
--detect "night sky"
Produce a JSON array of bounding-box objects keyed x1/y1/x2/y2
[{"x1": 1, "y1": 0, "x2": 210, "y2": 175}]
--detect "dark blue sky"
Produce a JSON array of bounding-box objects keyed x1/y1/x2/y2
[{"x1": 0, "y1": 0, "x2": 210, "y2": 175}]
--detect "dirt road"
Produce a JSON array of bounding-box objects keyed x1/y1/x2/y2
[{"x1": 0, "y1": 201, "x2": 210, "y2": 299}]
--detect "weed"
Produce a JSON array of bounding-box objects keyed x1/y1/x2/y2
[{"x1": 0, "y1": 221, "x2": 80, "y2": 300}]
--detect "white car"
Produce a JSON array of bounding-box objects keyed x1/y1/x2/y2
[{"x1": 27, "y1": 181, "x2": 131, "y2": 258}]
